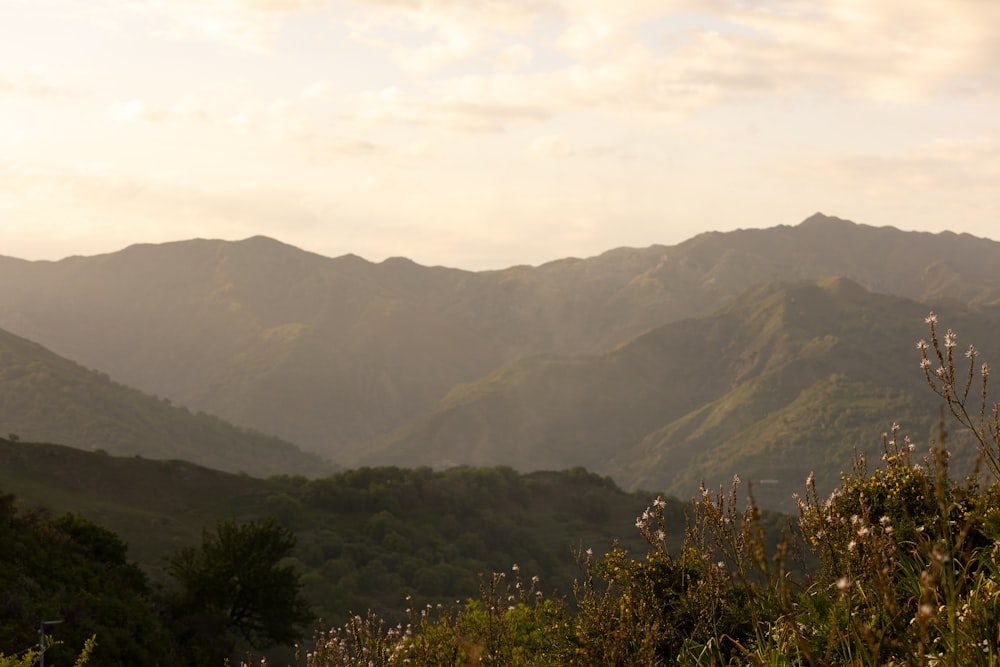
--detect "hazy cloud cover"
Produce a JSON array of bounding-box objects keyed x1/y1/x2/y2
[{"x1": 2, "y1": 0, "x2": 998, "y2": 268}]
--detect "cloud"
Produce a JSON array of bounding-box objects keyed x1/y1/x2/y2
[
  {"x1": 823, "y1": 138, "x2": 1000, "y2": 191},
  {"x1": 529, "y1": 135, "x2": 574, "y2": 158},
  {"x1": 342, "y1": 0, "x2": 555, "y2": 74},
  {"x1": 766, "y1": 136, "x2": 1000, "y2": 238},
  {"x1": 59, "y1": 0, "x2": 334, "y2": 50},
  {"x1": 304, "y1": 137, "x2": 384, "y2": 163},
  {"x1": 696, "y1": 0, "x2": 1000, "y2": 102},
  {"x1": 93, "y1": 0, "x2": 542, "y2": 57},
  {"x1": 345, "y1": 0, "x2": 550, "y2": 33},
  {"x1": 0, "y1": 70, "x2": 85, "y2": 102},
  {"x1": 40, "y1": 0, "x2": 1000, "y2": 114},
  {"x1": 300, "y1": 81, "x2": 338, "y2": 99},
  {"x1": 354, "y1": 84, "x2": 550, "y2": 132},
  {"x1": 0, "y1": 160, "x2": 326, "y2": 249},
  {"x1": 349, "y1": 22, "x2": 487, "y2": 72},
  {"x1": 106, "y1": 95, "x2": 209, "y2": 124},
  {"x1": 496, "y1": 43, "x2": 534, "y2": 71}
]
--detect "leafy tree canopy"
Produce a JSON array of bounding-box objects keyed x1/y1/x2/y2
[
  {"x1": 0, "y1": 492, "x2": 173, "y2": 666},
  {"x1": 165, "y1": 517, "x2": 313, "y2": 663}
]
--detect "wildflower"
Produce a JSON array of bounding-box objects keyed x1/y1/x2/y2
[
  {"x1": 531, "y1": 575, "x2": 539, "y2": 585},
  {"x1": 925, "y1": 312, "x2": 937, "y2": 324},
  {"x1": 512, "y1": 563, "x2": 519, "y2": 572},
  {"x1": 965, "y1": 344, "x2": 976, "y2": 359},
  {"x1": 916, "y1": 339, "x2": 929, "y2": 350},
  {"x1": 653, "y1": 496, "x2": 666, "y2": 509},
  {"x1": 837, "y1": 577, "x2": 850, "y2": 593},
  {"x1": 920, "y1": 603, "x2": 935, "y2": 617},
  {"x1": 919, "y1": 358, "x2": 931, "y2": 370},
  {"x1": 806, "y1": 471, "x2": 815, "y2": 487},
  {"x1": 586, "y1": 548, "x2": 593, "y2": 557},
  {"x1": 635, "y1": 518, "x2": 644, "y2": 529},
  {"x1": 944, "y1": 329, "x2": 957, "y2": 348},
  {"x1": 733, "y1": 473, "x2": 741, "y2": 485},
  {"x1": 848, "y1": 540, "x2": 857, "y2": 553},
  {"x1": 983, "y1": 362, "x2": 990, "y2": 379},
  {"x1": 655, "y1": 529, "x2": 666, "y2": 542},
  {"x1": 932, "y1": 548, "x2": 950, "y2": 563}
]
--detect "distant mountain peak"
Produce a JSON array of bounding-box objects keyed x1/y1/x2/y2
[
  {"x1": 238, "y1": 234, "x2": 285, "y2": 246},
  {"x1": 799, "y1": 212, "x2": 853, "y2": 227}
]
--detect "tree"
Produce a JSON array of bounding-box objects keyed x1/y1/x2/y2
[
  {"x1": 0, "y1": 499, "x2": 174, "y2": 666},
  {"x1": 166, "y1": 517, "x2": 312, "y2": 663}
]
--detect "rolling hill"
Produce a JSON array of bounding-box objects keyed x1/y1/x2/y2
[
  {"x1": 361, "y1": 278, "x2": 1000, "y2": 511},
  {"x1": 0, "y1": 437, "x2": 677, "y2": 627},
  {"x1": 0, "y1": 326, "x2": 333, "y2": 478}
]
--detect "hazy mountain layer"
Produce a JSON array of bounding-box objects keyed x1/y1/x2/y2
[
  {"x1": 364, "y1": 278, "x2": 1000, "y2": 511},
  {"x1": 0, "y1": 327, "x2": 333, "y2": 478},
  {"x1": 1, "y1": 213, "x2": 999, "y2": 467}
]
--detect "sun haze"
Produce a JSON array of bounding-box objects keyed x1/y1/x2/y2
[{"x1": 2, "y1": 0, "x2": 998, "y2": 269}]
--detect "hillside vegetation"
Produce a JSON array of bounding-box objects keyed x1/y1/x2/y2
[
  {"x1": 365, "y1": 278, "x2": 1000, "y2": 510},
  {"x1": 0, "y1": 438, "x2": 684, "y2": 631},
  {"x1": 7, "y1": 306, "x2": 999, "y2": 666},
  {"x1": 296, "y1": 314, "x2": 1000, "y2": 666}
]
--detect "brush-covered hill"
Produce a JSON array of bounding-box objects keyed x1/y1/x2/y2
[
  {"x1": 0, "y1": 326, "x2": 333, "y2": 478},
  {"x1": 362, "y1": 278, "x2": 1000, "y2": 512},
  {"x1": 2, "y1": 214, "x2": 1000, "y2": 464},
  {"x1": 0, "y1": 436, "x2": 688, "y2": 628}
]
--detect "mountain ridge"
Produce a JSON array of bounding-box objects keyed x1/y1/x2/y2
[
  {"x1": 2, "y1": 213, "x2": 1000, "y2": 482},
  {"x1": 361, "y1": 277, "x2": 1000, "y2": 510}
]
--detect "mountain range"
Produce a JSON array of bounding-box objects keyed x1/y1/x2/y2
[
  {"x1": 2, "y1": 213, "x2": 999, "y2": 509},
  {"x1": 362, "y1": 278, "x2": 1000, "y2": 510}
]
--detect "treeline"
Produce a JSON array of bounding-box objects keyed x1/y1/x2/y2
[
  {"x1": 0, "y1": 460, "x2": 701, "y2": 664},
  {"x1": 266, "y1": 465, "x2": 682, "y2": 624},
  {"x1": 0, "y1": 492, "x2": 174, "y2": 665},
  {"x1": 0, "y1": 492, "x2": 308, "y2": 666}
]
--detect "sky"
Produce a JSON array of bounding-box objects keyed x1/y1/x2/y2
[{"x1": 2, "y1": 0, "x2": 999, "y2": 269}]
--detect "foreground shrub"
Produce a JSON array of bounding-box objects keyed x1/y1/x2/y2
[{"x1": 302, "y1": 568, "x2": 570, "y2": 666}]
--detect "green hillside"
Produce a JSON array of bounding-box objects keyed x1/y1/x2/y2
[
  {"x1": 366, "y1": 278, "x2": 1000, "y2": 511},
  {"x1": 2, "y1": 214, "x2": 1000, "y2": 464},
  {"x1": 0, "y1": 327, "x2": 333, "y2": 478},
  {"x1": 0, "y1": 438, "x2": 674, "y2": 629}
]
